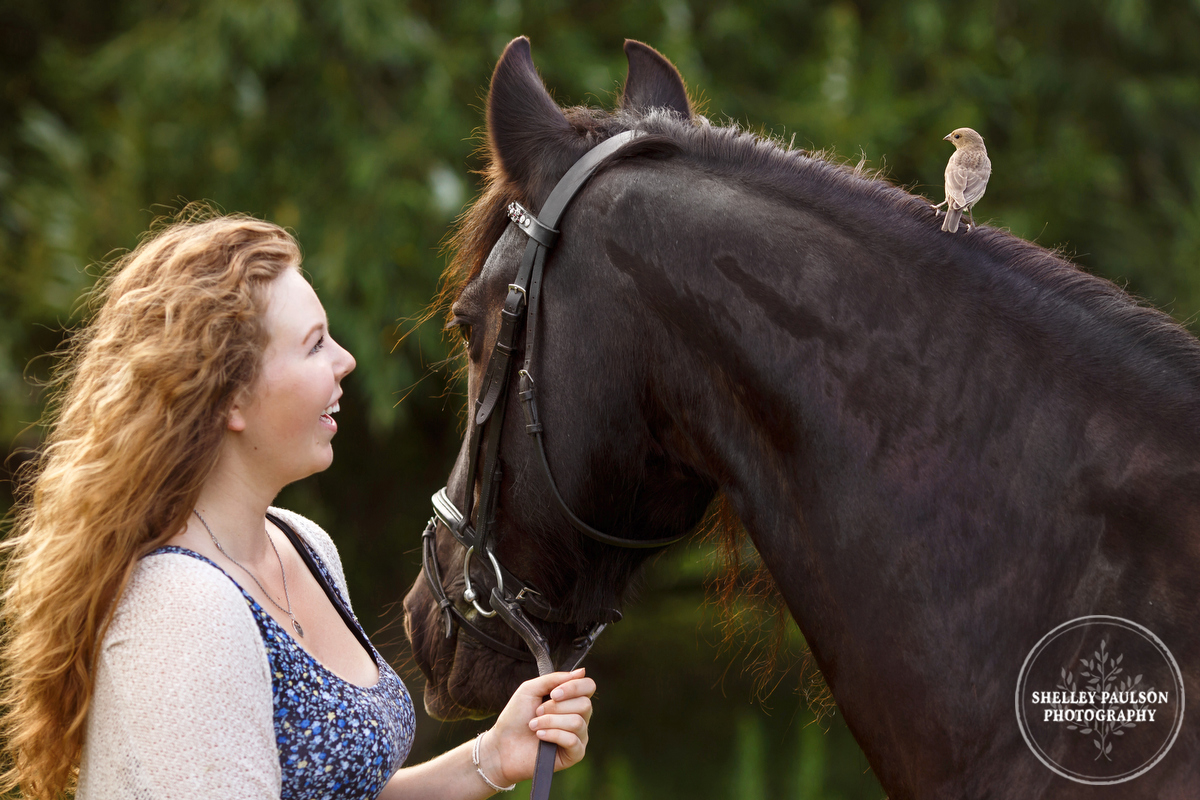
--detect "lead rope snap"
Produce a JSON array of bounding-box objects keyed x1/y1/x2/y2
[{"x1": 473, "y1": 730, "x2": 517, "y2": 792}]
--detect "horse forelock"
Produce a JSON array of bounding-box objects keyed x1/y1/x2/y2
[{"x1": 435, "y1": 110, "x2": 679, "y2": 350}]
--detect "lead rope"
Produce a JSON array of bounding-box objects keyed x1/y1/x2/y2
[
  {"x1": 532, "y1": 642, "x2": 600, "y2": 800},
  {"x1": 489, "y1": 585, "x2": 604, "y2": 800}
]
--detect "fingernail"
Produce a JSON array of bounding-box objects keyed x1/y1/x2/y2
[
  {"x1": 551, "y1": 688, "x2": 564, "y2": 700},
  {"x1": 529, "y1": 718, "x2": 538, "y2": 730},
  {"x1": 537, "y1": 729, "x2": 547, "y2": 738},
  {"x1": 536, "y1": 704, "x2": 545, "y2": 716}
]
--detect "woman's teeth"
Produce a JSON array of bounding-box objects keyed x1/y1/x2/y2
[{"x1": 322, "y1": 402, "x2": 339, "y2": 417}]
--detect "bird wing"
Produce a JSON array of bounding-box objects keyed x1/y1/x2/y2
[
  {"x1": 944, "y1": 157, "x2": 970, "y2": 208},
  {"x1": 961, "y1": 154, "x2": 991, "y2": 207}
]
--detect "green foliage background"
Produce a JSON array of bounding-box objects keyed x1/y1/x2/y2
[{"x1": 2, "y1": 0, "x2": 1199, "y2": 797}]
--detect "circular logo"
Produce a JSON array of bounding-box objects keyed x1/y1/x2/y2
[{"x1": 1015, "y1": 615, "x2": 1185, "y2": 784}]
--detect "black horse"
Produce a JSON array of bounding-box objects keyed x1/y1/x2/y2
[{"x1": 404, "y1": 37, "x2": 1200, "y2": 799}]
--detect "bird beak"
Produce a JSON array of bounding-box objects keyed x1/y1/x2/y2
[{"x1": 943, "y1": 133, "x2": 953, "y2": 141}]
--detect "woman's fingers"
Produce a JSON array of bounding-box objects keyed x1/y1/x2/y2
[
  {"x1": 544, "y1": 677, "x2": 596, "y2": 706},
  {"x1": 538, "y1": 727, "x2": 583, "y2": 752},
  {"x1": 529, "y1": 712, "x2": 588, "y2": 737},
  {"x1": 553, "y1": 676, "x2": 596, "y2": 700},
  {"x1": 521, "y1": 668, "x2": 583, "y2": 697},
  {"x1": 520, "y1": 669, "x2": 596, "y2": 702},
  {"x1": 536, "y1": 728, "x2": 586, "y2": 771},
  {"x1": 535, "y1": 696, "x2": 592, "y2": 718}
]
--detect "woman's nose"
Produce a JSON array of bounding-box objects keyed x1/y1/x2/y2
[{"x1": 334, "y1": 338, "x2": 356, "y2": 378}]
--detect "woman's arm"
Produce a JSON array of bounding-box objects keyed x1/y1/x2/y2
[{"x1": 379, "y1": 669, "x2": 595, "y2": 799}]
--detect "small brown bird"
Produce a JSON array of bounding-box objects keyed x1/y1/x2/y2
[{"x1": 932, "y1": 127, "x2": 991, "y2": 233}]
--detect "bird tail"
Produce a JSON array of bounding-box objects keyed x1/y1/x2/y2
[{"x1": 942, "y1": 206, "x2": 962, "y2": 233}]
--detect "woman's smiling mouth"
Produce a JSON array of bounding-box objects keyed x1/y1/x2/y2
[{"x1": 320, "y1": 400, "x2": 340, "y2": 431}]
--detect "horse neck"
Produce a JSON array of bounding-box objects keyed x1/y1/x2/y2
[
  {"x1": 593, "y1": 155, "x2": 1200, "y2": 796},
  {"x1": 606, "y1": 167, "x2": 965, "y2": 559},
  {"x1": 602, "y1": 158, "x2": 1195, "y2": 671}
]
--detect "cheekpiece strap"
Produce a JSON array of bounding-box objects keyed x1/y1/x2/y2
[{"x1": 507, "y1": 202, "x2": 559, "y2": 248}]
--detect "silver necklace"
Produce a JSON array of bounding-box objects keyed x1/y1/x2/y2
[{"x1": 193, "y1": 509, "x2": 304, "y2": 638}]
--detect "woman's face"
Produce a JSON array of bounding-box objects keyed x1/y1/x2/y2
[{"x1": 231, "y1": 267, "x2": 356, "y2": 486}]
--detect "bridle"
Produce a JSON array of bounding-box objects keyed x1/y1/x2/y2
[
  {"x1": 421, "y1": 129, "x2": 684, "y2": 667},
  {"x1": 420, "y1": 129, "x2": 684, "y2": 797}
]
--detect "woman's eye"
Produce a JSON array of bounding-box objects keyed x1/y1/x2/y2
[{"x1": 310, "y1": 335, "x2": 325, "y2": 354}]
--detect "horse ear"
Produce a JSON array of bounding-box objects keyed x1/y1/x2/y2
[
  {"x1": 620, "y1": 40, "x2": 691, "y2": 119},
  {"x1": 487, "y1": 37, "x2": 574, "y2": 200}
]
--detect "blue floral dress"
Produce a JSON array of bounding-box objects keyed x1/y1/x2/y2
[{"x1": 147, "y1": 546, "x2": 415, "y2": 799}]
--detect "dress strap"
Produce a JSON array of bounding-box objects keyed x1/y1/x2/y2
[{"x1": 268, "y1": 513, "x2": 375, "y2": 658}]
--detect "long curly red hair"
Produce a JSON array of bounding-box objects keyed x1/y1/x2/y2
[{"x1": 0, "y1": 209, "x2": 299, "y2": 799}]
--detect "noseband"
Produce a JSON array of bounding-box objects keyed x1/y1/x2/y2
[{"x1": 422, "y1": 129, "x2": 684, "y2": 677}]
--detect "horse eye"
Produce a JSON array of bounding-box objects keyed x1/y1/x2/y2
[{"x1": 446, "y1": 319, "x2": 472, "y2": 347}]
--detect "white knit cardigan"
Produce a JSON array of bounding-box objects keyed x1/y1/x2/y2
[{"x1": 76, "y1": 508, "x2": 354, "y2": 799}]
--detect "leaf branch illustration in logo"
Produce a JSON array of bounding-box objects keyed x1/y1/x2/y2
[{"x1": 1053, "y1": 638, "x2": 1154, "y2": 761}]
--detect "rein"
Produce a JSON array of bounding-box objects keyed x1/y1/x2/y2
[{"x1": 422, "y1": 129, "x2": 683, "y2": 799}]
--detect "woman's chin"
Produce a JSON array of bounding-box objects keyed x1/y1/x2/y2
[
  {"x1": 280, "y1": 451, "x2": 335, "y2": 488},
  {"x1": 309, "y1": 442, "x2": 336, "y2": 472}
]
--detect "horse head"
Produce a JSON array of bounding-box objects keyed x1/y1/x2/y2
[{"x1": 403, "y1": 37, "x2": 712, "y2": 719}]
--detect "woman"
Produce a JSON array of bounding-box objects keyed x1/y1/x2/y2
[{"x1": 0, "y1": 213, "x2": 594, "y2": 799}]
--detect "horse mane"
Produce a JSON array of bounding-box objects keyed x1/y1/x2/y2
[
  {"x1": 448, "y1": 108, "x2": 1200, "y2": 397},
  {"x1": 627, "y1": 112, "x2": 1200, "y2": 401}
]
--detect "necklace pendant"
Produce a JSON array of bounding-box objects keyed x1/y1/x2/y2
[{"x1": 293, "y1": 619, "x2": 305, "y2": 638}]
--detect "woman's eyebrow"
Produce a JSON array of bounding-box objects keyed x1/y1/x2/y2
[{"x1": 304, "y1": 320, "x2": 327, "y2": 342}]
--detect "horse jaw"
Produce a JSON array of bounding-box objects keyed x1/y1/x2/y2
[
  {"x1": 620, "y1": 40, "x2": 692, "y2": 119},
  {"x1": 402, "y1": 573, "x2": 534, "y2": 720}
]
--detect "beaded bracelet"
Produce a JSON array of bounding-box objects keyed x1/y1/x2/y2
[{"x1": 473, "y1": 731, "x2": 517, "y2": 793}]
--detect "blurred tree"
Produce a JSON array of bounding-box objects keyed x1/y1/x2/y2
[{"x1": 2, "y1": 0, "x2": 1199, "y2": 797}]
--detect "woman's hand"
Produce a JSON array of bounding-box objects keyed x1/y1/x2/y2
[{"x1": 477, "y1": 668, "x2": 595, "y2": 788}]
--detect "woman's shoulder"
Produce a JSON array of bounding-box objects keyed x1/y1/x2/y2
[
  {"x1": 103, "y1": 547, "x2": 270, "y2": 665},
  {"x1": 125, "y1": 549, "x2": 248, "y2": 612},
  {"x1": 112, "y1": 550, "x2": 258, "y2": 642},
  {"x1": 267, "y1": 507, "x2": 351, "y2": 604}
]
